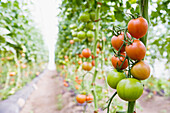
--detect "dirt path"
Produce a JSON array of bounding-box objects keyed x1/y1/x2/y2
[{"x1": 20, "y1": 70, "x2": 86, "y2": 113}]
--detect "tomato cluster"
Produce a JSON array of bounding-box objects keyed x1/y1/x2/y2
[
  {"x1": 108, "y1": 17, "x2": 150, "y2": 102},
  {"x1": 76, "y1": 94, "x2": 94, "y2": 104}
]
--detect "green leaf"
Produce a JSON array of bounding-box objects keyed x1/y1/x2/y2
[{"x1": 0, "y1": 27, "x2": 10, "y2": 35}]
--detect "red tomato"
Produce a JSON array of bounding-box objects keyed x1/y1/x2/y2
[
  {"x1": 131, "y1": 61, "x2": 150, "y2": 80},
  {"x1": 111, "y1": 53, "x2": 128, "y2": 70},
  {"x1": 111, "y1": 32, "x2": 131, "y2": 52},
  {"x1": 128, "y1": 17, "x2": 148, "y2": 39},
  {"x1": 82, "y1": 48, "x2": 91, "y2": 58},
  {"x1": 125, "y1": 40, "x2": 146, "y2": 60},
  {"x1": 76, "y1": 94, "x2": 86, "y2": 104},
  {"x1": 91, "y1": 60, "x2": 95, "y2": 66}
]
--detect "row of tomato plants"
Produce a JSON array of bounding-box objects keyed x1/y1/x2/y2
[{"x1": 0, "y1": 0, "x2": 47, "y2": 100}]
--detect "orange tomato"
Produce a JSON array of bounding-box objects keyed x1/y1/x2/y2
[
  {"x1": 70, "y1": 40, "x2": 74, "y2": 44},
  {"x1": 78, "y1": 60, "x2": 82, "y2": 65},
  {"x1": 76, "y1": 94, "x2": 86, "y2": 104},
  {"x1": 111, "y1": 32, "x2": 131, "y2": 52},
  {"x1": 82, "y1": 48, "x2": 91, "y2": 58},
  {"x1": 86, "y1": 94, "x2": 94, "y2": 103},
  {"x1": 111, "y1": 53, "x2": 128, "y2": 70},
  {"x1": 125, "y1": 40, "x2": 146, "y2": 60},
  {"x1": 9, "y1": 72, "x2": 16, "y2": 77},
  {"x1": 91, "y1": 60, "x2": 95, "y2": 66},
  {"x1": 82, "y1": 62, "x2": 93, "y2": 71}
]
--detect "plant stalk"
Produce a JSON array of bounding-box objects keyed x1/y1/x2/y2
[{"x1": 91, "y1": 4, "x2": 101, "y2": 112}]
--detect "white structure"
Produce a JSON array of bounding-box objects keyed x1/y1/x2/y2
[{"x1": 30, "y1": 0, "x2": 61, "y2": 70}]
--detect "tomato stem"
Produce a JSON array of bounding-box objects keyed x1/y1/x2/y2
[
  {"x1": 107, "y1": 92, "x2": 117, "y2": 113},
  {"x1": 127, "y1": 101, "x2": 136, "y2": 113},
  {"x1": 139, "y1": 0, "x2": 149, "y2": 46},
  {"x1": 91, "y1": 3, "x2": 101, "y2": 112}
]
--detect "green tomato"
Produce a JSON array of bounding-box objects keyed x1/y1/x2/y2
[
  {"x1": 79, "y1": 12, "x2": 90, "y2": 22},
  {"x1": 86, "y1": 30, "x2": 94, "y2": 39},
  {"x1": 69, "y1": 24, "x2": 77, "y2": 29},
  {"x1": 77, "y1": 23, "x2": 84, "y2": 31},
  {"x1": 86, "y1": 22, "x2": 94, "y2": 30},
  {"x1": 73, "y1": 37, "x2": 79, "y2": 42},
  {"x1": 117, "y1": 78, "x2": 143, "y2": 101},
  {"x1": 66, "y1": 36, "x2": 70, "y2": 39},
  {"x1": 72, "y1": 32, "x2": 77, "y2": 37},
  {"x1": 77, "y1": 31, "x2": 86, "y2": 39},
  {"x1": 107, "y1": 71, "x2": 125, "y2": 89},
  {"x1": 90, "y1": 11, "x2": 96, "y2": 21}
]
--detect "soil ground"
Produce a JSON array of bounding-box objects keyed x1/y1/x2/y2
[{"x1": 20, "y1": 70, "x2": 170, "y2": 113}]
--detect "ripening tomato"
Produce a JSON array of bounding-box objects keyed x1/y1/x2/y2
[
  {"x1": 125, "y1": 40, "x2": 146, "y2": 60},
  {"x1": 105, "y1": 57, "x2": 108, "y2": 61},
  {"x1": 97, "y1": 42, "x2": 102, "y2": 49},
  {"x1": 75, "y1": 85, "x2": 79, "y2": 90},
  {"x1": 103, "y1": 37, "x2": 106, "y2": 41},
  {"x1": 131, "y1": 61, "x2": 150, "y2": 80},
  {"x1": 91, "y1": 60, "x2": 95, "y2": 66},
  {"x1": 1, "y1": 57, "x2": 5, "y2": 61},
  {"x1": 111, "y1": 53, "x2": 128, "y2": 70},
  {"x1": 82, "y1": 48, "x2": 91, "y2": 58},
  {"x1": 70, "y1": 40, "x2": 74, "y2": 44},
  {"x1": 9, "y1": 72, "x2": 16, "y2": 77},
  {"x1": 111, "y1": 32, "x2": 131, "y2": 52},
  {"x1": 82, "y1": 62, "x2": 93, "y2": 71},
  {"x1": 86, "y1": 94, "x2": 94, "y2": 103},
  {"x1": 128, "y1": 17, "x2": 148, "y2": 39},
  {"x1": 79, "y1": 12, "x2": 90, "y2": 22},
  {"x1": 78, "y1": 60, "x2": 82, "y2": 65},
  {"x1": 96, "y1": 48, "x2": 100, "y2": 54},
  {"x1": 79, "y1": 54, "x2": 83, "y2": 58},
  {"x1": 117, "y1": 78, "x2": 143, "y2": 101},
  {"x1": 76, "y1": 94, "x2": 86, "y2": 104},
  {"x1": 63, "y1": 82, "x2": 69, "y2": 87},
  {"x1": 64, "y1": 55, "x2": 68, "y2": 59},
  {"x1": 107, "y1": 70, "x2": 125, "y2": 89}
]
